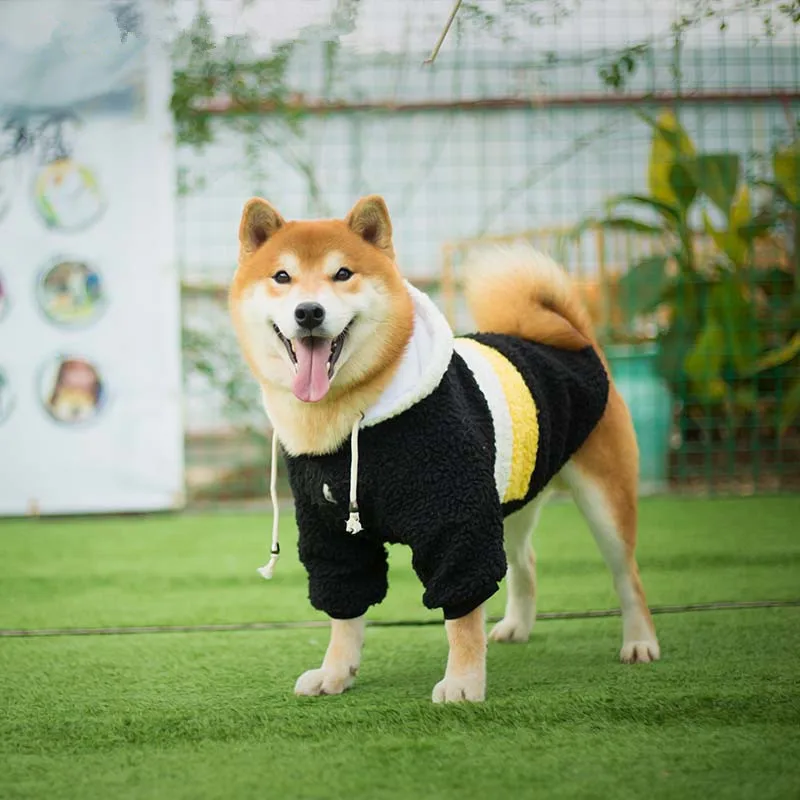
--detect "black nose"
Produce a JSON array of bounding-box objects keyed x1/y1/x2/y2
[{"x1": 294, "y1": 302, "x2": 325, "y2": 330}]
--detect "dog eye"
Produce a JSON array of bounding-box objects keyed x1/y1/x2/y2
[
  {"x1": 272, "y1": 270, "x2": 291, "y2": 285},
  {"x1": 333, "y1": 267, "x2": 353, "y2": 282}
]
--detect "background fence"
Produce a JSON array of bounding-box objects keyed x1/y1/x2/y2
[{"x1": 175, "y1": 0, "x2": 800, "y2": 503}]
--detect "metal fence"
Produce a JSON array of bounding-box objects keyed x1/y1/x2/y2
[{"x1": 176, "y1": 0, "x2": 800, "y2": 503}]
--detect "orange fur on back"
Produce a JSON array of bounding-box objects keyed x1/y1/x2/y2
[
  {"x1": 464, "y1": 246, "x2": 643, "y2": 541},
  {"x1": 464, "y1": 245, "x2": 598, "y2": 353}
]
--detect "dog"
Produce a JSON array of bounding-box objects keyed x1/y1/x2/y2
[{"x1": 229, "y1": 195, "x2": 660, "y2": 704}]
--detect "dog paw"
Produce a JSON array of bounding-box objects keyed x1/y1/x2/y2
[
  {"x1": 432, "y1": 673, "x2": 485, "y2": 704},
  {"x1": 294, "y1": 667, "x2": 355, "y2": 696},
  {"x1": 620, "y1": 640, "x2": 661, "y2": 664},
  {"x1": 489, "y1": 616, "x2": 533, "y2": 644}
]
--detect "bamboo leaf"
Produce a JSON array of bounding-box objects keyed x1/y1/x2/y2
[
  {"x1": 702, "y1": 186, "x2": 751, "y2": 268},
  {"x1": 703, "y1": 208, "x2": 729, "y2": 258},
  {"x1": 749, "y1": 332, "x2": 800, "y2": 375},
  {"x1": 645, "y1": 109, "x2": 697, "y2": 207},
  {"x1": 773, "y1": 142, "x2": 800, "y2": 206},
  {"x1": 737, "y1": 207, "x2": 778, "y2": 241},
  {"x1": 709, "y1": 277, "x2": 761, "y2": 374},
  {"x1": 684, "y1": 317, "x2": 727, "y2": 402},
  {"x1": 730, "y1": 184, "x2": 752, "y2": 233},
  {"x1": 667, "y1": 161, "x2": 698, "y2": 212},
  {"x1": 606, "y1": 193, "x2": 682, "y2": 226},
  {"x1": 617, "y1": 255, "x2": 672, "y2": 321},
  {"x1": 655, "y1": 317, "x2": 698, "y2": 392},
  {"x1": 592, "y1": 217, "x2": 667, "y2": 235},
  {"x1": 684, "y1": 154, "x2": 741, "y2": 216}
]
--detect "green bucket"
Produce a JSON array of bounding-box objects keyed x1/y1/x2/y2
[{"x1": 605, "y1": 343, "x2": 673, "y2": 494}]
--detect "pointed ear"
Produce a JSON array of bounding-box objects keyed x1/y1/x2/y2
[
  {"x1": 345, "y1": 195, "x2": 394, "y2": 258},
  {"x1": 238, "y1": 198, "x2": 285, "y2": 260}
]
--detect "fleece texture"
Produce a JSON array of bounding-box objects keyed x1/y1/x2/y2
[{"x1": 284, "y1": 328, "x2": 610, "y2": 621}]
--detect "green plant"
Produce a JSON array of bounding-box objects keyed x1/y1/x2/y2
[{"x1": 586, "y1": 109, "x2": 800, "y2": 437}]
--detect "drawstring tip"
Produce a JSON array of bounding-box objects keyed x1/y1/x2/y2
[
  {"x1": 257, "y1": 552, "x2": 280, "y2": 580},
  {"x1": 258, "y1": 546, "x2": 281, "y2": 580},
  {"x1": 345, "y1": 505, "x2": 362, "y2": 534}
]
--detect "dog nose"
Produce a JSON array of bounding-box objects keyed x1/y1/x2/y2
[{"x1": 294, "y1": 302, "x2": 325, "y2": 330}]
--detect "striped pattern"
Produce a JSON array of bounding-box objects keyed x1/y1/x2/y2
[{"x1": 454, "y1": 338, "x2": 540, "y2": 503}]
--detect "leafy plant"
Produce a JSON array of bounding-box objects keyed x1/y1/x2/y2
[{"x1": 585, "y1": 109, "x2": 800, "y2": 437}]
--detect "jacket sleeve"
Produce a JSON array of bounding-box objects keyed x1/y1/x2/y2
[
  {"x1": 379, "y1": 440, "x2": 507, "y2": 620},
  {"x1": 295, "y1": 499, "x2": 389, "y2": 620},
  {"x1": 411, "y1": 517, "x2": 506, "y2": 619}
]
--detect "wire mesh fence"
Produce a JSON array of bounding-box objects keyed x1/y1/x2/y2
[{"x1": 176, "y1": 0, "x2": 800, "y2": 503}]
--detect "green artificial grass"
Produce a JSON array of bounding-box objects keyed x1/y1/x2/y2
[
  {"x1": 1, "y1": 610, "x2": 799, "y2": 799},
  {"x1": 1, "y1": 496, "x2": 799, "y2": 630},
  {"x1": 2, "y1": 496, "x2": 799, "y2": 798}
]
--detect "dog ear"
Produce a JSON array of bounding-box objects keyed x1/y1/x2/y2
[
  {"x1": 345, "y1": 195, "x2": 394, "y2": 258},
  {"x1": 238, "y1": 198, "x2": 285, "y2": 259}
]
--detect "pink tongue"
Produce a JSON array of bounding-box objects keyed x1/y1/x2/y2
[{"x1": 292, "y1": 338, "x2": 333, "y2": 402}]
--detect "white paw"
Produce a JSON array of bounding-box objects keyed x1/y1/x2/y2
[
  {"x1": 294, "y1": 667, "x2": 356, "y2": 696},
  {"x1": 489, "y1": 616, "x2": 533, "y2": 644},
  {"x1": 432, "y1": 673, "x2": 485, "y2": 704},
  {"x1": 620, "y1": 640, "x2": 661, "y2": 664}
]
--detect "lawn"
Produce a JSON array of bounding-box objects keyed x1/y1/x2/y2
[{"x1": 1, "y1": 495, "x2": 799, "y2": 799}]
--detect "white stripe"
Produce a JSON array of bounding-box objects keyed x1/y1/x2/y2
[{"x1": 454, "y1": 339, "x2": 513, "y2": 501}]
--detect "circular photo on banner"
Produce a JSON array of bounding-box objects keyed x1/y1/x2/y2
[
  {"x1": 36, "y1": 258, "x2": 104, "y2": 326},
  {"x1": 0, "y1": 368, "x2": 14, "y2": 424},
  {"x1": 33, "y1": 158, "x2": 105, "y2": 232},
  {"x1": 0, "y1": 272, "x2": 8, "y2": 321},
  {"x1": 40, "y1": 355, "x2": 105, "y2": 425}
]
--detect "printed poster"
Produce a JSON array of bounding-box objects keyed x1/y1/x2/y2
[{"x1": 0, "y1": 0, "x2": 184, "y2": 515}]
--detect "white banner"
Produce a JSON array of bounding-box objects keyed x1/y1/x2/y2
[{"x1": 0, "y1": 0, "x2": 184, "y2": 515}]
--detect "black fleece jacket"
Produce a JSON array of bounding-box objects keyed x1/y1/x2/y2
[{"x1": 284, "y1": 335, "x2": 609, "y2": 621}]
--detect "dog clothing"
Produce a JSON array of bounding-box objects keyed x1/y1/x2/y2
[{"x1": 264, "y1": 285, "x2": 610, "y2": 621}]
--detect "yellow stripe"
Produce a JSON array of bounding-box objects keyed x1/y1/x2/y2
[{"x1": 458, "y1": 339, "x2": 539, "y2": 503}]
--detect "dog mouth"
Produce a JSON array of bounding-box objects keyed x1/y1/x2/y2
[
  {"x1": 273, "y1": 322, "x2": 352, "y2": 402},
  {"x1": 273, "y1": 324, "x2": 295, "y2": 363}
]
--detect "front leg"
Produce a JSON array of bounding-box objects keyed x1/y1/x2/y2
[
  {"x1": 294, "y1": 616, "x2": 365, "y2": 697},
  {"x1": 432, "y1": 605, "x2": 487, "y2": 703}
]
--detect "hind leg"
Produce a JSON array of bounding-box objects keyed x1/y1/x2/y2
[
  {"x1": 561, "y1": 389, "x2": 660, "y2": 663},
  {"x1": 489, "y1": 491, "x2": 551, "y2": 644}
]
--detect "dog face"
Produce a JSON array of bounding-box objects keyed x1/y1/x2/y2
[{"x1": 230, "y1": 196, "x2": 412, "y2": 403}]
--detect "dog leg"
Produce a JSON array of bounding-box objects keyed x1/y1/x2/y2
[
  {"x1": 294, "y1": 616, "x2": 365, "y2": 696},
  {"x1": 561, "y1": 459, "x2": 660, "y2": 663},
  {"x1": 560, "y1": 385, "x2": 659, "y2": 664},
  {"x1": 489, "y1": 492, "x2": 551, "y2": 643},
  {"x1": 432, "y1": 605, "x2": 487, "y2": 703}
]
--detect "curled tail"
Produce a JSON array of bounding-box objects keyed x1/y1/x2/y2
[{"x1": 463, "y1": 244, "x2": 597, "y2": 352}]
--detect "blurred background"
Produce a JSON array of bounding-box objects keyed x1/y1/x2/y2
[
  {"x1": 0, "y1": 0, "x2": 798, "y2": 512},
  {"x1": 2, "y1": 6, "x2": 799, "y2": 797}
]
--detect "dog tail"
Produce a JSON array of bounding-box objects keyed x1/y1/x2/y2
[{"x1": 463, "y1": 243, "x2": 597, "y2": 352}]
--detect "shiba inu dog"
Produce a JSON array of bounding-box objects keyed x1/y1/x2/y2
[{"x1": 229, "y1": 195, "x2": 660, "y2": 704}]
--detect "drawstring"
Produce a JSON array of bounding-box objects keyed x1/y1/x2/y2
[
  {"x1": 345, "y1": 414, "x2": 364, "y2": 534},
  {"x1": 258, "y1": 413, "x2": 364, "y2": 580},
  {"x1": 257, "y1": 431, "x2": 281, "y2": 579}
]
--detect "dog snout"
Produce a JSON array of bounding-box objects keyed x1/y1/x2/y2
[{"x1": 295, "y1": 302, "x2": 326, "y2": 331}]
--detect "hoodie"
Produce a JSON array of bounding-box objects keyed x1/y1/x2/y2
[{"x1": 279, "y1": 285, "x2": 610, "y2": 620}]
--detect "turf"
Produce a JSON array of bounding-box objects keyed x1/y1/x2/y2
[
  {"x1": 1, "y1": 496, "x2": 799, "y2": 799},
  {"x1": 1, "y1": 495, "x2": 799, "y2": 630},
  {"x1": 1, "y1": 610, "x2": 799, "y2": 799}
]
